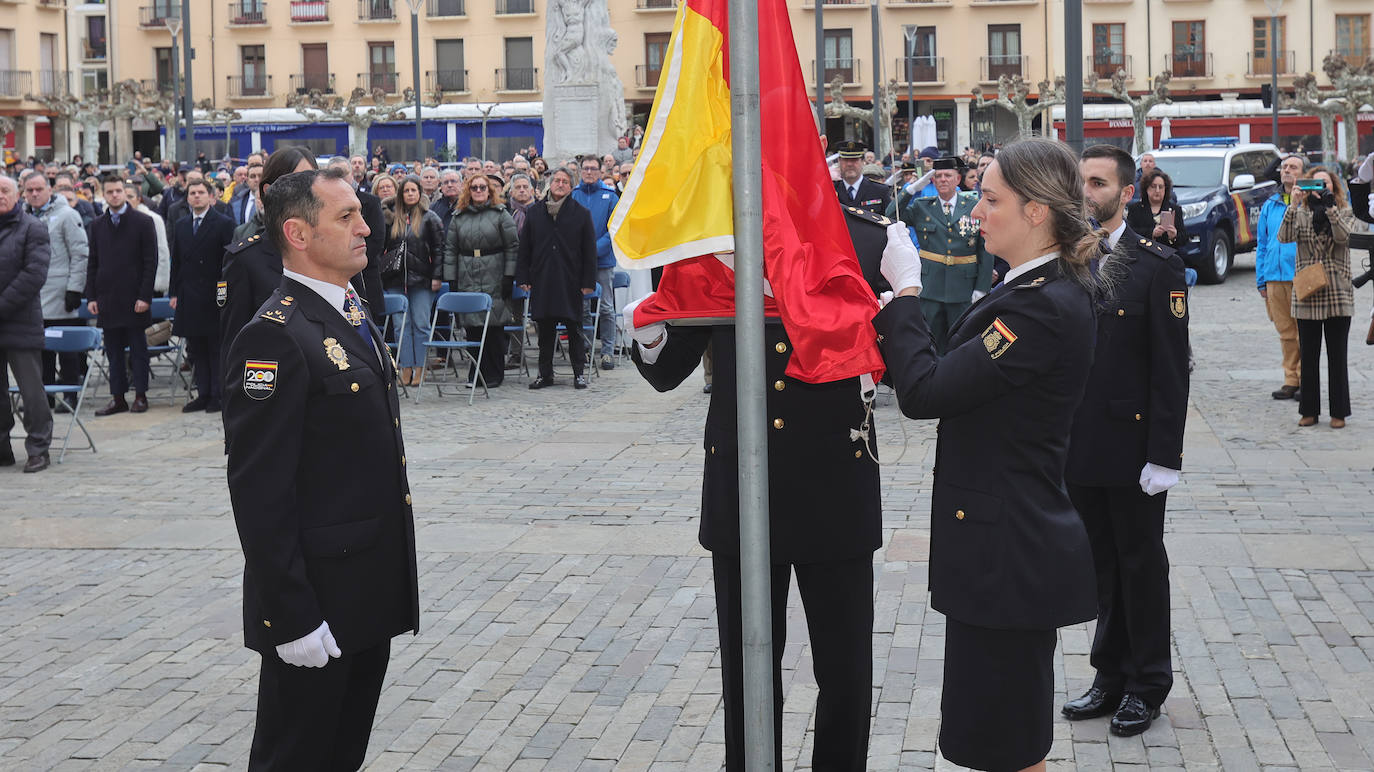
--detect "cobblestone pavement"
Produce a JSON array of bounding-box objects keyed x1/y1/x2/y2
[{"x1": 3, "y1": 254, "x2": 1374, "y2": 770}]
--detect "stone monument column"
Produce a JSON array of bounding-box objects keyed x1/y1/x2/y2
[{"x1": 543, "y1": 0, "x2": 626, "y2": 161}]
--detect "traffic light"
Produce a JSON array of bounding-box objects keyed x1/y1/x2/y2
[{"x1": 1259, "y1": 83, "x2": 1274, "y2": 109}]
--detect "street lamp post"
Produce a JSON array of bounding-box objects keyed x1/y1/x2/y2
[
  {"x1": 903, "y1": 27, "x2": 915, "y2": 160},
  {"x1": 1264, "y1": 0, "x2": 1282, "y2": 146},
  {"x1": 181, "y1": 0, "x2": 195, "y2": 164},
  {"x1": 164, "y1": 13, "x2": 181, "y2": 162},
  {"x1": 406, "y1": 0, "x2": 423, "y2": 160}
]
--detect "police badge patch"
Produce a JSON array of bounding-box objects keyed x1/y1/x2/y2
[
  {"x1": 981, "y1": 317, "x2": 1018, "y2": 359},
  {"x1": 216, "y1": 281, "x2": 227, "y2": 308},
  {"x1": 1170, "y1": 291, "x2": 1187, "y2": 319},
  {"x1": 243, "y1": 360, "x2": 278, "y2": 400}
]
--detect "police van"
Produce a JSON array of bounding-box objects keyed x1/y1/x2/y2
[{"x1": 1145, "y1": 138, "x2": 1281, "y2": 284}]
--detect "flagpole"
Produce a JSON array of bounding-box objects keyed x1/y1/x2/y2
[{"x1": 727, "y1": 0, "x2": 775, "y2": 768}]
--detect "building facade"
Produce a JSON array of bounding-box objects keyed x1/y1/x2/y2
[{"x1": 3, "y1": 0, "x2": 1370, "y2": 161}]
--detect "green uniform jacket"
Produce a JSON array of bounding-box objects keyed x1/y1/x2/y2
[{"x1": 903, "y1": 192, "x2": 994, "y2": 304}]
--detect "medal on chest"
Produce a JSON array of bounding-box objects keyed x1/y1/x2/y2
[{"x1": 323, "y1": 337, "x2": 350, "y2": 370}]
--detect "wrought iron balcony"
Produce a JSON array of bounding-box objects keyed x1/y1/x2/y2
[
  {"x1": 290, "y1": 73, "x2": 335, "y2": 94},
  {"x1": 427, "y1": 69, "x2": 468, "y2": 92},
  {"x1": 1166, "y1": 52, "x2": 1212, "y2": 79},
  {"x1": 81, "y1": 37, "x2": 107, "y2": 62},
  {"x1": 811, "y1": 58, "x2": 861, "y2": 85},
  {"x1": 290, "y1": 0, "x2": 329, "y2": 22},
  {"x1": 228, "y1": 2, "x2": 268, "y2": 24},
  {"x1": 981, "y1": 54, "x2": 1026, "y2": 82},
  {"x1": 635, "y1": 64, "x2": 661, "y2": 89},
  {"x1": 1086, "y1": 53, "x2": 1132, "y2": 81},
  {"x1": 495, "y1": 0, "x2": 533, "y2": 14},
  {"x1": 39, "y1": 69, "x2": 71, "y2": 97},
  {"x1": 359, "y1": 70, "x2": 400, "y2": 94},
  {"x1": 138, "y1": 3, "x2": 180, "y2": 27},
  {"x1": 895, "y1": 55, "x2": 943, "y2": 84},
  {"x1": 495, "y1": 67, "x2": 538, "y2": 91},
  {"x1": 1329, "y1": 48, "x2": 1372, "y2": 69},
  {"x1": 358, "y1": 0, "x2": 396, "y2": 20},
  {"x1": 228, "y1": 73, "x2": 272, "y2": 98},
  {"x1": 139, "y1": 78, "x2": 176, "y2": 95},
  {"x1": 1246, "y1": 51, "x2": 1295, "y2": 77},
  {"x1": 427, "y1": 0, "x2": 465, "y2": 15},
  {"x1": 634, "y1": 0, "x2": 675, "y2": 9},
  {"x1": 0, "y1": 71, "x2": 33, "y2": 99}
]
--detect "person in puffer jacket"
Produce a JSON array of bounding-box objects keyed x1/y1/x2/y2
[
  {"x1": 21, "y1": 172, "x2": 89, "y2": 393},
  {"x1": 442, "y1": 174, "x2": 519, "y2": 388}
]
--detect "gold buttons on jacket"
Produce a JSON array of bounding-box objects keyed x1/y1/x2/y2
[
  {"x1": 394, "y1": 418, "x2": 399, "y2": 427},
  {"x1": 773, "y1": 380, "x2": 785, "y2": 391},
  {"x1": 401, "y1": 455, "x2": 406, "y2": 466},
  {"x1": 955, "y1": 510, "x2": 965, "y2": 520},
  {"x1": 1117, "y1": 309, "x2": 1125, "y2": 317},
  {"x1": 710, "y1": 446, "x2": 716, "y2": 454},
  {"x1": 855, "y1": 450, "x2": 862, "y2": 458},
  {"x1": 404, "y1": 494, "x2": 412, "y2": 505},
  {"x1": 773, "y1": 418, "x2": 784, "y2": 429},
  {"x1": 263, "y1": 620, "x2": 272, "y2": 628},
  {"x1": 1135, "y1": 413, "x2": 1143, "y2": 421},
  {"x1": 775, "y1": 342, "x2": 787, "y2": 354},
  {"x1": 350, "y1": 382, "x2": 359, "y2": 393}
]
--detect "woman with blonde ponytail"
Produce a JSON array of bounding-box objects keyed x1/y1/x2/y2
[{"x1": 872, "y1": 136, "x2": 1104, "y2": 772}]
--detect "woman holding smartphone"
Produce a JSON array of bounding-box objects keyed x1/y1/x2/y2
[
  {"x1": 1126, "y1": 168, "x2": 1187, "y2": 251},
  {"x1": 874, "y1": 137, "x2": 1107, "y2": 772}
]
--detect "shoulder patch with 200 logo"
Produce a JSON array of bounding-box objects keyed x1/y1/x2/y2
[
  {"x1": 243, "y1": 360, "x2": 278, "y2": 400},
  {"x1": 981, "y1": 317, "x2": 1018, "y2": 359}
]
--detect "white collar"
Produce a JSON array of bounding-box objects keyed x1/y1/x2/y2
[
  {"x1": 190, "y1": 207, "x2": 210, "y2": 219},
  {"x1": 282, "y1": 268, "x2": 357, "y2": 324},
  {"x1": 843, "y1": 178, "x2": 861, "y2": 191},
  {"x1": 939, "y1": 192, "x2": 959, "y2": 209},
  {"x1": 1004, "y1": 252, "x2": 1059, "y2": 286},
  {"x1": 1106, "y1": 219, "x2": 1127, "y2": 248}
]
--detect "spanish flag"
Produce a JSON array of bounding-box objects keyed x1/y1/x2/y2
[{"x1": 609, "y1": 0, "x2": 883, "y2": 385}]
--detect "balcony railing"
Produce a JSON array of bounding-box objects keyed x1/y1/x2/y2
[
  {"x1": 635, "y1": 64, "x2": 661, "y2": 88},
  {"x1": 81, "y1": 38, "x2": 108, "y2": 62},
  {"x1": 228, "y1": 2, "x2": 268, "y2": 24},
  {"x1": 495, "y1": 0, "x2": 533, "y2": 13},
  {"x1": 0, "y1": 70, "x2": 33, "y2": 99},
  {"x1": 357, "y1": 0, "x2": 395, "y2": 20},
  {"x1": 427, "y1": 69, "x2": 468, "y2": 92},
  {"x1": 981, "y1": 54, "x2": 1026, "y2": 81},
  {"x1": 427, "y1": 0, "x2": 465, "y2": 15},
  {"x1": 802, "y1": 0, "x2": 866, "y2": 7},
  {"x1": 1086, "y1": 53, "x2": 1132, "y2": 81},
  {"x1": 228, "y1": 73, "x2": 272, "y2": 97},
  {"x1": 138, "y1": 4, "x2": 180, "y2": 27},
  {"x1": 290, "y1": 72, "x2": 335, "y2": 94},
  {"x1": 1246, "y1": 50, "x2": 1295, "y2": 77},
  {"x1": 811, "y1": 58, "x2": 860, "y2": 85},
  {"x1": 39, "y1": 69, "x2": 71, "y2": 96},
  {"x1": 359, "y1": 71, "x2": 399, "y2": 93},
  {"x1": 1330, "y1": 48, "x2": 1372, "y2": 69},
  {"x1": 139, "y1": 78, "x2": 176, "y2": 95},
  {"x1": 37, "y1": 0, "x2": 66, "y2": 8},
  {"x1": 635, "y1": 0, "x2": 675, "y2": 8},
  {"x1": 895, "y1": 55, "x2": 943, "y2": 84},
  {"x1": 290, "y1": 0, "x2": 329, "y2": 21},
  {"x1": 495, "y1": 67, "x2": 538, "y2": 91},
  {"x1": 1166, "y1": 52, "x2": 1212, "y2": 78}
]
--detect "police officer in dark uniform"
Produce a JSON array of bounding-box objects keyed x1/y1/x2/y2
[
  {"x1": 1062, "y1": 145, "x2": 1189, "y2": 737},
  {"x1": 841, "y1": 204, "x2": 894, "y2": 297},
  {"x1": 627, "y1": 309, "x2": 880, "y2": 770},
  {"x1": 833, "y1": 140, "x2": 891, "y2": 215},
  {"x1": 873, "y1": 138, "x2": 1100, "y2": 772},
  {"x1": 223, "y1": 166, "x2": 418, "y2": 771}
]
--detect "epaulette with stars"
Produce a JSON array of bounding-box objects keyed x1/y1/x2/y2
[
  {"x1": 224, "y1": 232, "x2": 264, "y2": 255},
  {"x1": 258, "y1": 292, "x2": 298, "y2": 325},
  {"x1": 843, "y1": 205, "x2": 893, "y2": 228},
  {"x1": 1133, "y1": 236, "x2": 1174, "y2": 260}
]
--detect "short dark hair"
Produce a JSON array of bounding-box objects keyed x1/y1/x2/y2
[
  {"x1": 548, "y1": 167, "x2": 574, "y2": 185},
  {"x1": 1081, "y1": 144, "x2": 1136, "y2": 189},
  {"x1": 184, "y1": 179, "x2": 211, "y2": 195},
  {"x1": 261, "y1": 146, "x2": 318, "y2": 192},
  {"x1": 263, "y1": 166, "x2": 350, "y2": 255},
  {"x1": 1138, "y1": 168, "x2": 1174, "y2": 203},
  {"x1": 101, "y1": 172, "x2": 124, "y2": 188}
]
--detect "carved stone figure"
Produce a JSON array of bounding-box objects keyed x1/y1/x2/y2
[{"x1": 543, "y1": 0, "x2": 625, "y2": 160}]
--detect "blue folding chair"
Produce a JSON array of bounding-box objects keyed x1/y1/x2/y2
[
  {"x1": 145, "y1": 297, "x2": 187, "y2": 403},
  {"x1": 7, "y1": 327, "x2": 102, "y2": 463},
  {"x1": 504, "y1": 283, "x2": 531, "y2": 382},
  {"x1": 419, "y1": 291, "x2": 492, "y2": 405},
  {"x1": 557, "y1": 283, "x2": 601, "y2": 379},
  {"x1": 611, "y1": 270, "x2": 632, "y2": 362},
  {"x1": 380, "y1": 292, "x2": 409, "y2": 393}
]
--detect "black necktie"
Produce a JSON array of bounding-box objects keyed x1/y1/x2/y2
[
  {"x1": 849, "y1": 185, "x2": 857, "y2": 201},
  {"x1": 193, "y1": 215, "x2": 202, "y2": 235}
]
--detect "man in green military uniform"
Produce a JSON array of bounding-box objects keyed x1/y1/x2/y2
[{"x1": 900, "y1": 157, "x2": 993, "y2": 352}]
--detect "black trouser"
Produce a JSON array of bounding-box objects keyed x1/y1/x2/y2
[
  {"x1": 249, "y1": 641, "x2": 390, "y2": 771},
  {"x1": 102, "y1": 325, "x2": 149, "y2": 397},
  {"x1": 712, "y1": 553, "x2": 873, "y2": 772},
  {"x1": 0, "y1": 347, "x2": 54, "y2": 458},
  {"x1": 185, "y1": 335, "x2": 221, "y2": 402},
  {"x1": 462, "y1": 325, "x2": 506, "y2": 386},
  {"x1": 41, "y1": 318, "x2": 87, "y2": 391},
  {"x1": 1296, "y1": 316, "x2": 1351, "y2": 419},
  {"x1": 1068, "y1": 483, "x2": 1173, "y2": 709},
  {"x1": 534, "y1": 318, "x2": 586, "y2": 379}
]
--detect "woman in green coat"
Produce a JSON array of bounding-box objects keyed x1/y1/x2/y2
[{"x1": 442, "y1": 174, "x2": 520, "y2": 387}]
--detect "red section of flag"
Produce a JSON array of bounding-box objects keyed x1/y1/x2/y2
[{"x1": 632, "y1": 0, "x2": 884, "y2": 385}]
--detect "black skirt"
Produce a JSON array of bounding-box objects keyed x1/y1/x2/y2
[{"x1": 939, "y1": 617, "x2": 1058, "y2": 771}]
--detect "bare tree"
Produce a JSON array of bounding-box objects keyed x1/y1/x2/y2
[
  {"x1": 1085, "y1": 70, "x2": 1172, "y2": 155},
  {"x1": 26, "y1": 88, "x2": 113, "y2": 163},
  {"x1": 287, "y1": 87, "x2": 413, "y2": 158},
  {"x1": 972, "y1": 74, "x2": 1066, "y2": 140},
  {"x1": 823, "y1": 76, "x2": 900, "y2": 160},
  {"x1": 197, "y1": 99, "x2": 242, "y2": 162},
  {"x1": 1282, "y1": 73, "x2": 1342, "y2": 165}
]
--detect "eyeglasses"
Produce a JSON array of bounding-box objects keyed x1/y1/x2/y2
[{"x1": 469, "y1": 185, "x2": 489, "y2": 192}]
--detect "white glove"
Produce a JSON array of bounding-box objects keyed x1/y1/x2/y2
[
  {"x1": 276, "y1": 621, "x2": 342, "y2": 668},
  {"x1": 877, "y1": 290, "x2": 895, "y2": 309},
  {"x1": 881, "y1": 222, "x2": 922, "y2": 296},
  {"x1": 971, "y1": 290, "x2": 987, "y2": 303},
  {"x1": 623, "y1": 295, "x2": 667, "y2": 365},
  {"x1": 1139, "y1": 463, "x2": 1180, "y2": 497}
]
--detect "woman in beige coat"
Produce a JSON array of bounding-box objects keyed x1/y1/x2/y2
[{"x1": 1278, "y1": 167, "x2": 1356, "y2": 428}]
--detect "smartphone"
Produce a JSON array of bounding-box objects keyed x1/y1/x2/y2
[
  {"x1": 1158, "y1": 211, "x2": 1175, "y2": 229},
  {"x1": 1296, "y1": 180, "x2": 1327, "y2": 191}
]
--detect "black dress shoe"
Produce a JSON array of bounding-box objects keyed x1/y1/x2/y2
[
  {"x1": 703, "y1": 383, "x2": 712, "y2": 394},
  {"x1": 95, "y1": 397, "x2": 129, "y2": 416},
  {"x1": 529, "y1": 376, "x2": 554, "y2": 390},
  {"x1": 1272, "y1": 384, "x2": 1299, "y2": 399},
  {"x1": 1110, "y1": 693, "x2": 1160, "y2": 737},
  {"x1": 574, "y1": 374, "x2": 589, "y2": 389},
  {"x1": 130, "y1": 395, "x2": 149, "y2": 414},
  {"x1": 23, "y1": 452, "x2": 50, "y2": 474},
  {"x1": 182, "y1": 397, "x2": 208, "y2": 413},
  {"x1": 1062, "y1": 687, "x2": 1122, "y2": 721}
]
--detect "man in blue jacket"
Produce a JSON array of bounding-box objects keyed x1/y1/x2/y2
[
  {"x1": 1255, "y1": 155, "x2": 1303, "y2": 400},
  {"x1": 571, "y1": 156, "x2": 620, "y2": 370}
]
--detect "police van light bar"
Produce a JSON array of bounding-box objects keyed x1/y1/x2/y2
[{"x1": 1159, "y1": 137, "x2": 1239, "y2": 148}]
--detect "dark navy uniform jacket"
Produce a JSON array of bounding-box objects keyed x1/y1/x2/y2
[
  {"x1": 223, "y1": 278, "x2": 419, "y2": 655},
  {"x1": 841, "y1": 204, "x2": 894, "y2": 297},
  {"x1": 873, "y1": 259, "x2": 1098, "y2": 630},
  {"x1": 1066, "y1": 227, "x2": 1189, "y2": 486},
  {"x1": 835, "y1": 177, "x2": 892, "y2": 216},
  {"x1": 633, "y1": 323, "x2": 881, "y2": 564},
  {"x1": 219, "y1": 230, "x2": 282, "y2": 362}
]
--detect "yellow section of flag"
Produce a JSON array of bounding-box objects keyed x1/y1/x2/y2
[{"x1": 609, "y1": 0, "x2": 735, "y2": 270}]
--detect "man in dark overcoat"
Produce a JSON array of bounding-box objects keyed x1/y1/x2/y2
[
  {"x1": 0, "y1": 175, "x2": 54, "y2": 472},
  {"x1": 515, "y1": 168, "x2": 597, "y2": 389},
  {"x1": 223, "y1": 167, "x2": 418, "y2": 770},
  {"x1": 170, "y1": 178, "x2": 236, "y2": 413},
  {"x1": 86, "y1": 173, "x2": 158, "y2": 416},
  {"x1": 1063, "y1": 145, "x2": 1189, "y2": 737}
]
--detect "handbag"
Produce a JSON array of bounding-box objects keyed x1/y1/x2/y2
[
  {"x1": 1293, "y1": 261, "x2": 1328, "y2": 301},
  {"x1": 381, "y1": 238, "x2": 406, "y2": 279}
]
